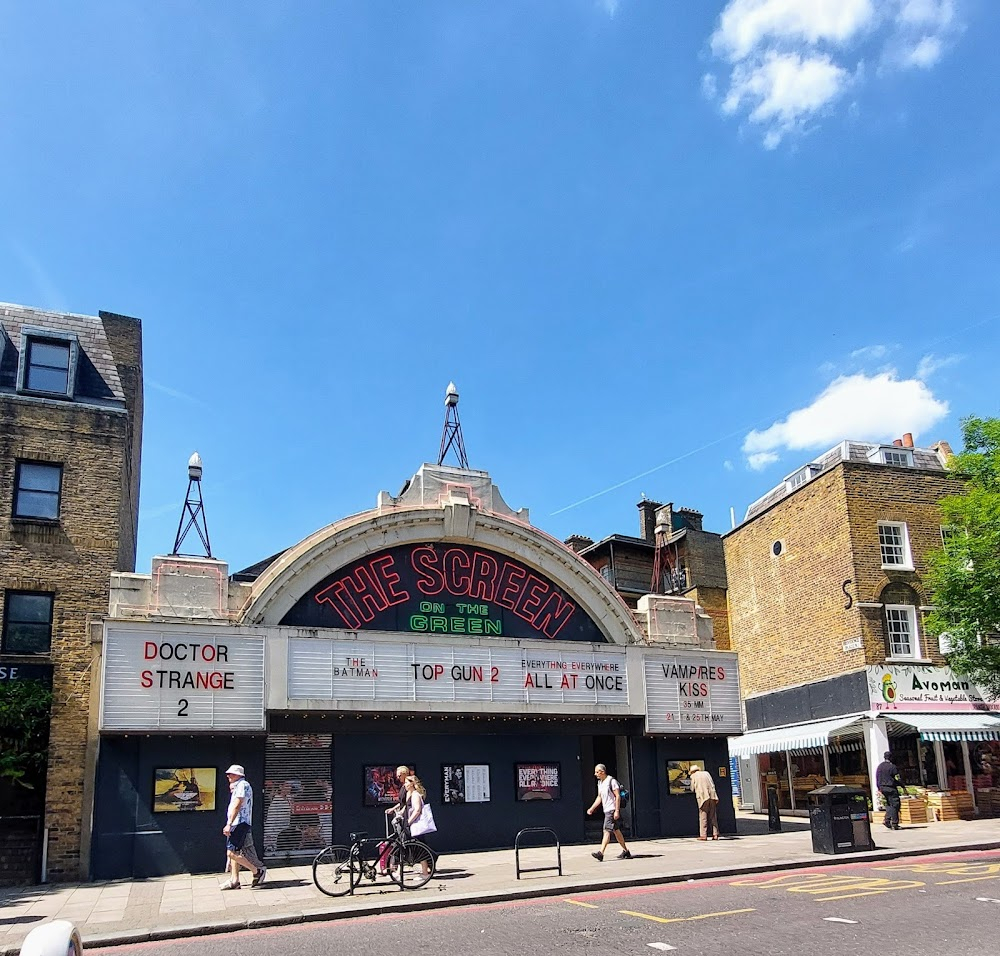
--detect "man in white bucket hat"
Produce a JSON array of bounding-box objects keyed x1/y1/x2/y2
[{"x1": 221, "y1": 764, "x2": 266, "y2": 889}]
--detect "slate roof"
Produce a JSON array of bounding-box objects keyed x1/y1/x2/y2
[
  {"x1": 741, "y1": 440, "x2": 949, "y2": 524},
  {"x1": 0, "y1": 302, "x2": 126, "y2": 405}
]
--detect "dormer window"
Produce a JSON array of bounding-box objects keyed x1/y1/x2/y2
[
  {"x1": 867, "y1": 445, "x2": 913, "y2": 468},
  {"x1": 785, "y1": 463, "x2": 821, "y2": 491},
  {"x1": 17, "y1": 327, "x2": 79, "y2": 398}
]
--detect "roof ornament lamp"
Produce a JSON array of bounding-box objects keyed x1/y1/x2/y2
[
  {"x1": 437, "y1": 381, "x2": 470, "y2": 469},
  {"x1": 171, "y1": 452, "x2": 213, "y2": 557},
  {"x1": 651, "y1": 515, "x2": 673, "y2": 595}
]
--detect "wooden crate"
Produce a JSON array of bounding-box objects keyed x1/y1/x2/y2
[
  {"x1": 899, "y1": 798, "x2": 928, "y2": 825},
  {"x1": 927, "y1": 791, "x2": 975, "y2": 821}
]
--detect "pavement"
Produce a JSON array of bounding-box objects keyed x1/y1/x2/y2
[{"x1": 2, "y1": 812, "x2": 999, "y2": 954}]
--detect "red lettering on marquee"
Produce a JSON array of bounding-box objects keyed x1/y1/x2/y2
[
  {"x1": 469, "y1": 551, "x2": 498, "y2": 601},
  {"x1": 533, "y1": 591, "x2": 576, "y2": 639},
  {"x1": 411, "y1": 545, "x2": 445, "y2": 595},
  {"x1": 495, "y1": 561, "x2": 526, "y2": 610},
  {"x1": 371, "y1": 554, "x2": 409, "y2": 603},
  {"x1": 443, "y1": 548, "x2": 472, "y2": 595}
]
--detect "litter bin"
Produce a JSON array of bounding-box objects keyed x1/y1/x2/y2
[{"x1": 807, "y1": 785, "x2": 874, "y2": 855}]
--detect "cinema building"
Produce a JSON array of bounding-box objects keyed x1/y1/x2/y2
[{"x1": 88, "y1": 463, "x2": 741, "y2": 878}]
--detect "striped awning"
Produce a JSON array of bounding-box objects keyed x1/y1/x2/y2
[
  {"x1": 889, "y1": 712, "x2": 1000, "y2": 742},
  {"x1": 728, "y1": 715, "x2": 867, "y2": 757}
]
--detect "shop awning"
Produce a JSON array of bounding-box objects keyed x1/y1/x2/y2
[
  {"x1": 728, "y1": 715, "x2": 867, "y2": 757},
  {"x1": 889, "y1": 712, "x2": 1000, "y2": 742}
]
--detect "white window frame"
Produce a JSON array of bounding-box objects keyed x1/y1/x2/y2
[
  {"x1": 866, "y1": 445, "x2": 913, "y2": 468},
  {"x1": 878, "y1": 521, "x2": 913, "y2": 570},
  {"x1": 885, "y1": 604, "x2": 921, "y2": 660}
]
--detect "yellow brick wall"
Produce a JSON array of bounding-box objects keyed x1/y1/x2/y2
[
  {"x1": 0, "y1": 400, "x2": 133, "y2": 879},
  {"x1": 724, "y1": 461, "x2": 960, "y2": 701}
]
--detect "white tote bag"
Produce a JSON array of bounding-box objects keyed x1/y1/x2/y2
[{"x1": 410, "y1": 803, "x2": 437, "y2": 837}]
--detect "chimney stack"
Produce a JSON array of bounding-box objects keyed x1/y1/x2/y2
[
  {"x1": 902, "y1": 433, "x2": 914, "y2": 448},
  {"x1": 564, "y1": 534, "x2": 594, "y2": 554},
  {"x1": 638, "y1": 499, "x2": 666, "y2": 542},
  {"x1": 931, "y1": 440, "x2": 954, "y2": 466}
]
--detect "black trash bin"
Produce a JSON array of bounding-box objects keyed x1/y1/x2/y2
[{"x1": 807, "y1": 785, "x2": 874, "y2": 854}]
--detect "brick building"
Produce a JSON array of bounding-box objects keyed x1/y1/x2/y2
[
  {"x1": 566, "y1": 499, "x2": 730, "y2": 649},
  {"x1": 724, "y1": 435, "x2": 1000, "y2": 817},
  {"x1": 0, "y1": 302, "x2": 142, "y2": 881}
]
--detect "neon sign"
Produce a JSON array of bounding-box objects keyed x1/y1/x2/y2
[{"x1": 281, "y1": 543, "x2": 607, "y2": 642}]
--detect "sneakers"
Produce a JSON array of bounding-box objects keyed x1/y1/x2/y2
[
  {"x1": 591, "y1": 851, "x2": 604, "y2": 862},
  {"x1": 252, "y1": 866, "x2": 267, "y2": 887},
  {"x1": 220, "y1": 880, "x2": 241, "y2": 890},
  {"x1": 617, "y1": 850, "x2": 632, "y2": 860}
]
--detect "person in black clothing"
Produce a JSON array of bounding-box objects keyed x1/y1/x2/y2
[{"x1": 876, "y1": 751, "x2": 903, "y2": 830}]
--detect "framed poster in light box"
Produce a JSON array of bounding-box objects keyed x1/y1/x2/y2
[
  {"x1": 443, "y1": 764, "x2": 491, "y2": 803},
  {"x1": 667, "y1": 759, "x2": 706, "y2": 796},
  {"x1": 515, "y1": 762, "x2": 561, "y2": 801},
  {"x1": 153, "y1": 768, "x2": 217, "y2": 812},
  {"x1": 363, "y1": 765, "x2": 409, "y2": 807}
]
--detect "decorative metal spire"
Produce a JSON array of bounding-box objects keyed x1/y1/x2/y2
[
  {"x1": 171, "y1": 452, "x2": 213, "y2": 557},
  {"x1": 437, "y1": 382, "x2": 469, "y2": 469}
]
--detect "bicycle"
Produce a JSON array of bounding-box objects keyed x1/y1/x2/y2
[{"x1": 312, "y1": 817, "x2": 436, "y2": 896}]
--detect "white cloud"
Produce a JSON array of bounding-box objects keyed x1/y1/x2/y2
[
  {"x1": 701, "y1": 73, "x2": 718, "y2": 99},
  {"x1": 722, "y1": 52, "x2": 851, "y2": 146},
  {"x1": 742, "y1": 370, "x2": 949, "y2": 466},
  {"x1": 850, "y1": 344, "x2": 890, "y2": 361},
  {"x1": 599, "y1": 0, "x2": 620, "y2": 17},
  {"x1": 747, "y1": 451, "x2": 780, "y2": 471},
  {"x1": 724, "y1": 459, "x2": 735, "y2": 471},
  {"x1": 706, "y1": 0, "x2": 965, "y2": 148},
  {"x1": 916, "y1": 352, "x2": 961, "y2": 379},
  {"x1": 712, "y1": 0, "x2": 876, "y2": 61},
  {"x1": 903, "y1": 35, "x2": 943, "y2": 66}
]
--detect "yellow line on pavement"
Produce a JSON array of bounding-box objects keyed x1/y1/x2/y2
[
  {"x1": 619, "y1": 909, "x2": 755, "y2": 924},
  {"x1": 936, "y1": 876, "x2": 1000, "y2": 885},
  {"x1": 564, "y1": 899, "x2": 600, "y2": 908},
  {"x1": 815, "y1": 891, "x2": 901, "y2": 901}
]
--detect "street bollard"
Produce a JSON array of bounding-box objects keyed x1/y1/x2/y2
[{"x1": 19, "y1": 921, "x2": 82, "y2": 956}]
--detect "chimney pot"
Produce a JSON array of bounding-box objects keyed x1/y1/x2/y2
[
  {"x1": 892, "y1": 439, "x2": 903, "y2": 447},
  {"x1": 902, "y1": 432, "x2": 914, "y2": 448}
]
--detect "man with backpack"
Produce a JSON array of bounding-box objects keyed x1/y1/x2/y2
[{"x1": 586, "y1": 764, "x2": 632, "y2": 861}]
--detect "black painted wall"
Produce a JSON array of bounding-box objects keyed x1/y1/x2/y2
[
  {"x1": 91, "y1": 722, "x2": 735, "y2": 878},
  {"x1": 744, "y1": 672, "x2": 869, "y2": 731},
  {"x1": 333, "y1": 731, "x2": 587, "y2": 852},
  {"x1": 91, "y1": 736, "x2": 266, "y2": 880},
  {"x1": 631, "y1": 736, "x2": 736, "y2": 837}
]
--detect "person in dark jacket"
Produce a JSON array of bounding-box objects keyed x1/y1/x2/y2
[{"x1": 876, "y1": 751, "x2": 903, "y2": 830}]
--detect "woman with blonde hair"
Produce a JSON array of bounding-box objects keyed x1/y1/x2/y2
[{"x1": 402, "y1": 776, "x2": 433, "y2": 875}]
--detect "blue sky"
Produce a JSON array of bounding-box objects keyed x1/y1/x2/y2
[{"x1": 2, "y1": 0, "x2": 998, "y2": 572}]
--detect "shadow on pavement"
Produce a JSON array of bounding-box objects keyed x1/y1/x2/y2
[
  {"x1": 0, "y1": 916, "x2": 42, "y2": 927},
  {"x1": 432, "y1": 868, "x2": 472, "y2": 880},
  {"x1": 735, "y1": 816, "x2": 811, "y2": 836}
]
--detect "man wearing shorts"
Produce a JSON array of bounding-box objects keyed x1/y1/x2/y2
[
  {"x1": 221, "y1": 764, "x2": 267, "y2": 889},
  {"x1": 586, "y1": 763, "x2": 632, "y2": 862}
]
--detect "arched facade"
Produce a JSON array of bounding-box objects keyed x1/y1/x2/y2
[{"x1": 88, "y1": 465, "x2": 741, "y2": 879}]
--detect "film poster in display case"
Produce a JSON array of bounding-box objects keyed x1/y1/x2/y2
[
  {"x1": 515, "y1": 762, "x2": 561, "y2": 801},
  {"x1": 443, "y1": 764, "x2": 491, "y2": 803},
  {"x1": 153, "y1": 768, "x2": 217, "y2": 812},
  {"x1": 667, "y1": 759, "x2": 706, "y2": 796}
]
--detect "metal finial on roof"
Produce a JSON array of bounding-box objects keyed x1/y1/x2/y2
[
  {"x1": 172, "y1": 451, "x2": 213, "y2": 557},
  {"x1": 437, "y1": 382, "x2": 469, "y2": 469}
]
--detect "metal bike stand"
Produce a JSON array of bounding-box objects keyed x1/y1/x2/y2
[{"x1": 514, "y1": 827, "x2": 562, "y2": 880}]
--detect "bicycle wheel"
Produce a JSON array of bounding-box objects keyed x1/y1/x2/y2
[
  {"x1": 388, "y1": 840, "x2": 436, "y2": 889},
  {"x1": 313, "y1": 845, "x2": 356, "y2": 897}
]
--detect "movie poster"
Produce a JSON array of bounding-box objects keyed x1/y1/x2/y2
[
  {"x1": 667, "y1": 759, "x2": 705, "y2": 796},
  {"x1": 153, "y1": 768, "x2": 216, "y2": 812},
  {"x1": 516, "y1": 762, "x2": 561, "y2": 801},
  {"x1": 364, "y1": 765, "x2": 405, "y2": 807},
  {"x1": 443, "y1": 764, "x2": 490, "y2": 803}
]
